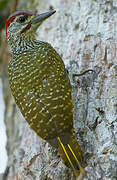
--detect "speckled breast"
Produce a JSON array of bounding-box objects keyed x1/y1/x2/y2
[{"x1": 8, "y1": 42, "x2": 73, "y2": 142}]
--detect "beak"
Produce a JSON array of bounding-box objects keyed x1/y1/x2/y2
[{"x1": 31, "y1": 10, "x2": 56, "y2": 24}]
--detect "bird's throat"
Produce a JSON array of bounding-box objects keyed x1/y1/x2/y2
[{"x1": 8, "y1": 33, "x2": 37, "y2": 54}]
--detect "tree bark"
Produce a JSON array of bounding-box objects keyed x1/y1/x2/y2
[{"x1": 1, "y1": 0, "x2": 117, "y2": 180}]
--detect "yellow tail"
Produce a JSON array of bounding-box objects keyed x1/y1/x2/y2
[{"x1": 57, "y1": 134, "x2": 85, "y2": 178}]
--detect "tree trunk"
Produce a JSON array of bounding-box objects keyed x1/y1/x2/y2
[{"x1": 1, "y1": 0, "x2": 117, "y2": 179}]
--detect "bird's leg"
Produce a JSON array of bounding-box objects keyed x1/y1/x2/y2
[{"x1": 72, "y1": 69, "x2": 95, "y2": 81}]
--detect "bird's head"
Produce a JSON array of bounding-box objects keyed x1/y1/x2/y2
[{"x1": 5, "y1": 10, "x2": 56, "y2": 49}]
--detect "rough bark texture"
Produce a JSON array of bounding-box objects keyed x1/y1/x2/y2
[{"x1": 1, "y1": 0, "x2": 117, "y2": 180}]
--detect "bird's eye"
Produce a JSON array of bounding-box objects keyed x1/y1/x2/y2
[{"x1": 17, "y1": 15, "x2": 27, "y2": 23}]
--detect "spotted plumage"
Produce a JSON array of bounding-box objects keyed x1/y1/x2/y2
[
  {"x1": 8, "y1": 41, "x2": 73, "y2": 142},
  {"x1": 6, "y1": 10, "x2": 85, "y2": 177}
]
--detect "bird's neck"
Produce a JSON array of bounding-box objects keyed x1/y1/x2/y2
[{"x1": 8, "y1": 34, "x2": 39, "y2": 54}]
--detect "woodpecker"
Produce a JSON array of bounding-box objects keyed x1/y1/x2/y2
[{"x1": 6, "y1": 10, "x2": 85, "y2": 178}]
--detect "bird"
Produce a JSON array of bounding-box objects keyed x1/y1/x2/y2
[{"x1": 5, "y1": 10, "x2": 85, "y2": 178}]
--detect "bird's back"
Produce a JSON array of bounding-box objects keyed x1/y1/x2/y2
[{"x1": 8, "y1": 41, "x2": 73, "y2": 147}]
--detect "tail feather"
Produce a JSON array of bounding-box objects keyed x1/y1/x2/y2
[{"x1": 57, "y1": 134, "x2": 85, "y2": 178}]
